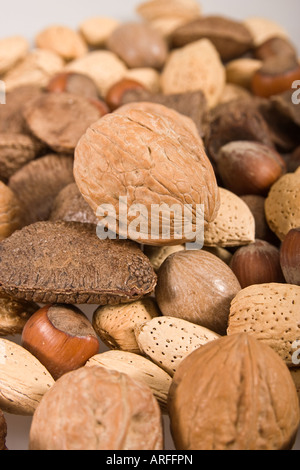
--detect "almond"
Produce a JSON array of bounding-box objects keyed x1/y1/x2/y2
[
  {"x1": 204, "y1": 188, "x2": 255, "y2": 247},
  {"x1": 0, "y1": 338, "x2": 55, "y2": 415},
  {"x1": 134, "y1": 316, "x2": 220, "y2": 376},
  {"x1": 136, "y1": 0, "x2": 201, "y2": 23},
  {"x1": 227, "y1": 283, "x2": 300, "y2": 366},
  {"x1": 243, "y1": 17, "x2": 289, "y2": 47},
  {"x1": 86, "y1": 349, "x2": 172, "y2": 412},
  {"x1": 79, "y1": 16, "x2": 121, "y2": 47},
  {"x1": 35, "y1": 25, "x2": 88, "y2": 61},
  {"x1": 0, "y1": 36, "x2": 29, "y2": 75}
]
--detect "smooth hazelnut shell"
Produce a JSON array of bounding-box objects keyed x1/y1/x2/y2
[
  {"x1": 280, "y1": 227, "x2": 300, "y2": 285},
  {"x1": 252, "y1": 57, "x2": 300, "y2": 98},
  {"x1": 47, "y1": 71, "x2": 99, "y2": 100},
  {"x1": 21, "y1": 304, "x2": 100, "y2": 380},
  {"x1": 105, "y1": 78, "x2": 146, "y2": 111},
  {"x1": 254, "y1": 37, "x2": 297, "y2": 61}
]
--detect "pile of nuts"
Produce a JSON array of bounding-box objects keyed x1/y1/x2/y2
[{"x1": 0, "y1": 0, "x2": 300, "y2": 451}]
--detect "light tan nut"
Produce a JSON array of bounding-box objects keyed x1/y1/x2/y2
[
  {"x1": 265, "y1": 170, "x2": 300, "y2": 241},
  {"x1": 204, "y1": 188, "x2": 256, "y2": 247},
  {"x1": 92, "y1": 298, "x2": 160, "y2": 354},
  {"x1": 66, "y1": 50, "x2": 128, "y2": 97},
  {"x1": 144, "y1": 244, "x2": 185, "y2": 271},
  {"x1": 79, "y1": 16, "x2": 121, "y2": 47},
  {"x1": 243, "y1": 16, "x2": 289, "y2": 47},
  {"x1": 0, "y1": 36, "x2": 29, "y2": 75},
  {"x1": 124, "y1": 67, "x2": 161, "y2": 93},
  {"x1": 0, "y1": 338, "x2": 55, "y2": 415},
  {"x1": 218, "y1": 83, "x2": 252, "y2": 104},
  {"x1": 0, "y1": 181, "x2": 23, "y2": 240},
  {"x1": 136, "y1": 0, "x2": 201, "y2": 22},
  {"x1": 227, "y1": 283, "x2": 300, "y2": 367},
  {"x1": 4, "y1": 49, "x2": 64, "y2": 92},
  {"x1": 226, "y1": 58, "x2": 263, "y2": 90},
  {"x1": 35, "y1": 25, "x2": 88, "y2": 61},
  {"x1": 0, "y1": 293, "x2": 38, "y2": 337},
  {"x1": 161, "y1": 39, "x2": 226, "y2": 108},
  {"x1": 86, "y1": 350, "x2": 172, "y2": 412},
  {"x1": 135, "y1": 316, "x2": 220, "y2": 377}
]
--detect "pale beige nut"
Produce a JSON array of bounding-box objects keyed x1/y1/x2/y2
[
  {"x1": 124, "y1": 68, "x2": 161, "y2": 93},
  {"x1": 149, "y1": 17, "x2": 192, "y2": 39},
  {"x1": 0, "y1": 338, "x2": 55, "y2": 415},
  {"x1": 79, "y1": 16, "x2": 121, "y2": 47},
  {"x1": 243, "y1": 16, "x2": 289, "y2": 47},
  {"x1": 35, "y1": 25, "x2": 88, "y2": 61},
  {"x1": 92, "y1": 298, "x2": 160, "y2": 354},
  {"x1": 136, "y1": 0, "x2": 201, "y2": 22},
  {"x1": 144, "y1": 244, "x2": 185, "y2": 271},
  {"x1": 265, "y1": 170, "x2": 300, "y2": 241},
  {"x1": 4, "y1": 49, "x2": 64, "y2": 92},
  {"x1": 0, "y1": 293, "x2": 38, "y2": 336},
  {"x1": 218, "y1": 83, "x2": 252, "y2": 104},
  {"x1": 204, "y1": 188, "x2": 255, "y2": 247},
  {"x1": 86, "y1": 350, "x2": 172, "y2": 412},
  {"x1": 135, "y1": 316, "x2": 220, "y2": 377},
  {"x1": 225, "y1": 58, "x2": 262, "y2": 90},
  {"x1": 66, "y1": 50, "x2": 128, "y2": 97},
  {"x1": 161, "y1": 39, "x2": 226, "y2": 108},
  {"x1": 0, "y1": 36, "x2": 29, "y2": 75},
  {"x1": 0, "y1": 181, "x2": 23, "y2": 240},
  {"x1": 227, "y1": 283, "x2": 300, "y2": 367}
]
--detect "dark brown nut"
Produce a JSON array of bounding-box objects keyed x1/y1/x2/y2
[
  {"x1": 9, "y1": 154, "x2": 74, "y2": 227},
  {"x1": 155, "y1": 249, "x2": 241, "y2": 336},
  {"x1": 280, "y1": 227, "x2": 300, "y2": 286},
  {"x1": 0, "y1": 221, "x2": 157, "y2": 305},
  {"x1": 287, "y1": 147, "x2": 300, "y2": 173},
  {"x1": 254, "y1": 37, "x2": 298, "y2": 61},
  {"x1": 0, "y1": 410, "x2": 7, "y2": 450},
  {"x1": 170, "y1": 15, "x2": 254, "y2": 61},
  {"x1": 46, "y1": 71, "x2": 100, "y2": 100},
  {"x1": 29, "y1": 365, "x2": 164, "y2": 450},
  {"x1": 106, "y1": 21, "x2": 168, "y2": 69},
  {"x1": 204, "y1": 99, "x2": 274, "y2": 164},
  {"x1": 21, "y1": 304, "x2": 100, "y2": 380},
  {"x1": 22, "y1": 92, "x2": 106, "y2": 154},
  {"x1": 74, "y1": 101, "x2": 220, "y2": 247},
  {"x1": 230, "y1": 240, "x2": 285, "y2": 288},
  {"x1": 168, "y1": 333, "x2": 300, "y2": 450},
  {"x1": 252, "y1": 55, "x2": 300, "y2": 98},
  {"x1": 105, "y1": 78, "x2": 146, "y2": 111},
  {"x1": 0, "y1": 181, "x2": 23, "y2": 240},
  {"x1": 50, "y1": 183, "x2": 99, "y2": 225},
  {"x1": 270, "y1": 90, "x2": 300, "y2": 128},
  {"x1": 216, "y1": 141, "x2": 286, "y2": 197},
  {"x1": 240, "y1": 195, "x2": 278, "y2": 244},
  {"x1": 0, "y1": 293, "x2": 38, "y2": 337}
]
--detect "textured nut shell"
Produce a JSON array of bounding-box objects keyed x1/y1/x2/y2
[
  {"x1": 144, "y1": 244, "x2": 185, "y2": 271},
  {"x1": 135, "y1": 316, "x2": 220, "y2": 377},
  {"x1": 35, "y1": 25, "x2": 88, "y2": 61},
  {"x1": 4, "y1": 49, "x2": 64, "y2": 92},
  {"x1": 0, "y1": 182, "x2": 23, "y2": 240},
  {"x1": 93, "y1": 298, "x2": 160, "y2": 354},
  {"x1": 227, "y1": 283, "x2": 300, "y2": 366},
  {"x1": 265, "y1": 171, "x2": 300, "y2": 241},
  {"x1": 243, "y1": 17, "x2": 289, "y2": 47},
  {"x1": 0, "y1": 339, "x2": 54, "y2": 415},
  {"x1": 29, "y1": 366, "x2": 163, "y2": 450},
  {"x1": 66, "y1": 51, "x2": 127, "y2": 97},
  {"x1": 226, "y1": 58, "x2": 262, "y2": 89},
  {"x1": 86, "y1": 350, "x2": 171, "y2": 412},
  {"x1": 204, "y1": 188, "x2": 255, "y2": 247},
  {"x1": 168, "y1": 333, "x2": 300, "y2": 450},
  {"x1": 74, "y1": 102, "x2": 220, "y2": 246},
  {"x1": 0, "y1": 221, "x2": 157, "y2": 305},
  {"x1": 155, "y1": 250, "x2": 241, "y2": 335},
  {"x1": 0, "y1": 409, "x2": 7, "y2": 450},
  {"x1": 124, "y1": 68, "x2": 161, "y2": 93},
  {"x1": 161, "y1": 39, "x2": 226, "y2": 108},
  {"x1": 0, "y1": 36, "x2": 29, "y2": 75},
  {"x1": 0, "y1": 293, "x2": 38, "y2": 337},
  {"x1": 79, "y1": 16, "x2": 121, "y2": 47}
]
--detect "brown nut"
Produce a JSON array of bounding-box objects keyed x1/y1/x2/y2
[
  {"x1": 168, "y1": 333, "x2": 300, "y2": 450},
  {"x1": 21, "y1": 304, "x2": 100, "y2": 380},
  {"x1": 46, "y1": 71, "x2": 100, "y2": 100},
  {"x1": 240, "y1": 195, "x2": 279, "y2": 244},
  {"x1": 0, "y1": 410, "x2": 7, "y2": 450},
  {"x1": 155, "y1": 249, "x2": 241, "y2": 336},
  {"x1": 105, "y1": 78, "x2": 146, "y2": 111},
  {"x1": 29, "y1": 366, "x2": 164, "y2": 450},
  {"x1": 254, "y1": 37, "x2": 298, "y2": 62},
  {"x1": 216, "y1": 141, "x2": 286, "y2": 197},
  {"x1": 230, "y1": 240, "x2": 285, "y2": 288},
  {"x1": 0, "y1": 293, "x2": 38, "y2": 337},
  {"x1": 0, "y1": 181, "x2": 23, "y2": 240},
  {"x1": 280, "y1": 227, "x2": 300, "y2": 285}
]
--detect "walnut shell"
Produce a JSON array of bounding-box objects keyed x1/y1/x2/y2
[
  {"x1": 168, "y1": 333, "x2": 300, "y2": 450},
  {"x1": 74, "y1": 101, "x2": 220, "y2": 246},
  {"x1": 29, "y1": 366, "x2": 164, "y2": 450}
]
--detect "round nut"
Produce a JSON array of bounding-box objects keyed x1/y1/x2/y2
[
  {"x1": 105, "y1": 78, "x2": 146, "y2": 111},
  {"x1": 252, "y1": 56, "x2": 300, "y2": 98},
  {"x1": 46, "y1": 71, "x2": 100, "y2": 100}
]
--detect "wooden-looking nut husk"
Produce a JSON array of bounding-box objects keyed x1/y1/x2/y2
[
  {"x1": 0, "y1": 410, "x2": 7, "y2": 450},
  {"x1": 0, "y1": 293, "x2": 38, "y2": 337},
  {"x1": 0, "y1": 221, "x2": 157, "y2": 305}
]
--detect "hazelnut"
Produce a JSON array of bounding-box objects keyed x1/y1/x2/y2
[
  {"x1": 280, "y1": 227, "x2": 300, "y2": 286},
  {"x1": 230, "y1": 240, "x2": 285, "y2": 289},
  {"x1": 216, "y1": 141, "x2": 286, "y2": 197},
  {"x1": 254, "y1": 37, "x2": 298, "y2": 62},
  {"x1": 46, "y1": 71, "x2": 99, "y2": 100},
  {"x1": 21, "y1": 304, "x2": 100, "y2": 380},
  {"x1": 105, "y1": 78, "x2": 146, "y2": 111}
]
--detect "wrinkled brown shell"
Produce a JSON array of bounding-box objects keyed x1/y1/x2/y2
[
  {"x1": 0, "y1": 409, "x2": 7, "y2": 450},
  {"x1": 0, "y1": 293, "x2": 38, "y2": 337},
  {"x1": 0, "y1": 221, "x2": 157, "y2": 305},
  {"x1": 74, "y1": 102, "x2": 220, "y2": 246},
  {"x1": 29, "y1": 365, "x2": 164, "y2": 450},
  {"x1": 168, "y1": 333, "x2": 300, "y2": 450}
]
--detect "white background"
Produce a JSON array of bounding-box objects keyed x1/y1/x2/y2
[{"x1": 1, "y1": 0, "x2": 300, "y2": 452}]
